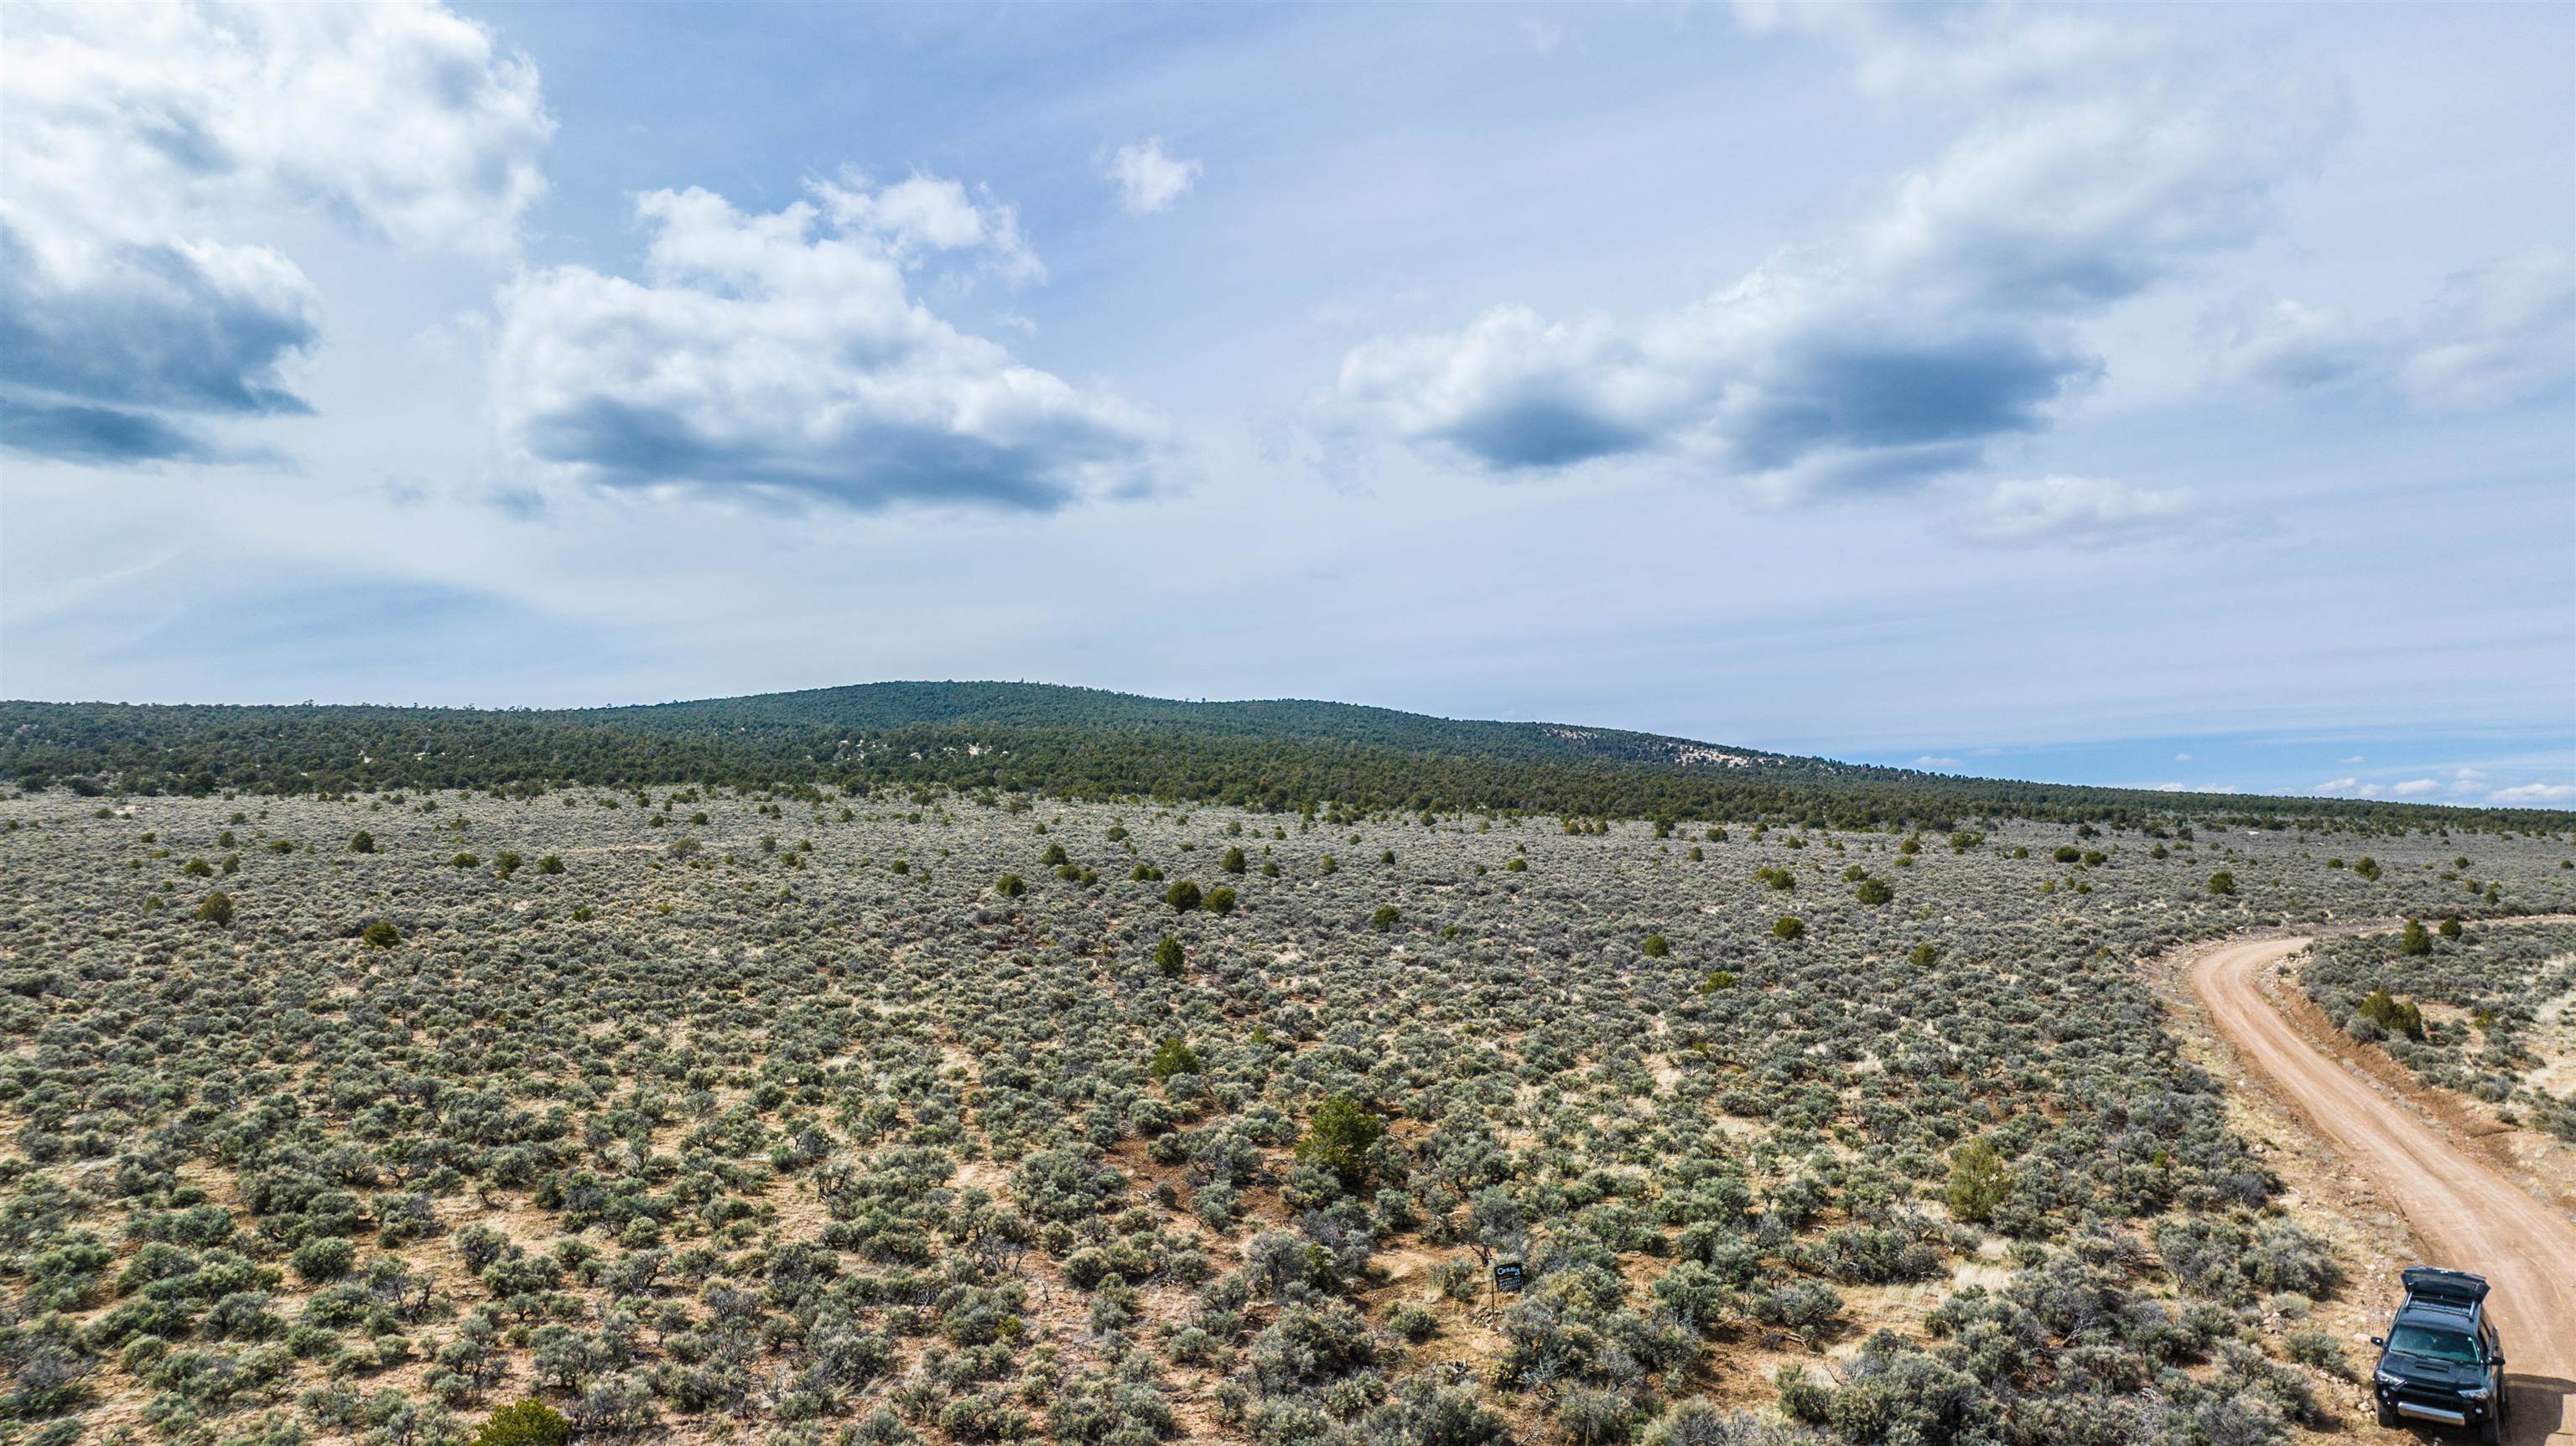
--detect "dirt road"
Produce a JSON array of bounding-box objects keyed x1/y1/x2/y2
[{"x1": 2193, "y1": 936, "x2": 2576, "y2": 1444}]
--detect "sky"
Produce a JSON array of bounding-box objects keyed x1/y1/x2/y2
[{"x1": 3, "y1": 1, "x2": 2571, "y2": 807}]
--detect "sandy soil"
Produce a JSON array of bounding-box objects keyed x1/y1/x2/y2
[{"x1": 2194, "y1": 935, "x2": 2576, "y2": 1445}]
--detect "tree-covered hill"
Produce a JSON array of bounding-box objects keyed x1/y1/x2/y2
[{"x1": 0, "y1": 682, "x2": 2560, "y2": 830}]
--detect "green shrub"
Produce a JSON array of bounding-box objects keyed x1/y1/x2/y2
[
  {"x1": 350, "y1": 831, "x2": 376, "y2": 853},
  {"x1": 1165, "y1": 879, "x2": 1202, "y2": 912},
  {"x1": 1294, "y1": 1096, "x2": 1385, "y2": 1190},
  {"x1": 468, "y1": 1398, "x2": 570, "y2": 1446},
  {"x1": 1150, "y1": 1037, "x2": 1202, "y2": 1080},
  {"x1": 293, "y1": 1237, "x2": 356, "y2": 1282},
  {"x1": 361, "y1": 920, "x2": 402, "y2": 948},
  {"x1": 2358, "y1": 988, "x2": 2424, "y2": 1040},
  {"x1": 1370, "y1": 904, "x2": 1400, "y2": 932},
  {"x1": 1641, "y1": 933, "x2": 1670, "y2": 958},
  {"x1": 995, "y1": 873, "x2": 1026, "y2": 898},
  {"x1": 1855, "y1": 878, "x2": 1893, "y2": 906},
  {"x1": 1772, "y1": 915, "x2": 1805, "y2": 941},
  {"x1": 2398, "y1": 919, "x2": 2431, "y2": 956},
  {"x1": 195, "y1": 891, "x2": 235, "y2": 925},
  {"x1": 1944, "y1": 1140, "x2": 2012, "y2": 1223},
  {"x1": 1155, "y1": 935, "x2": 1186, "y2": 977}
]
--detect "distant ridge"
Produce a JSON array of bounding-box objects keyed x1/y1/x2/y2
[{"x1": 0, "y1": 682, "x2": 2555, "y2": 829}]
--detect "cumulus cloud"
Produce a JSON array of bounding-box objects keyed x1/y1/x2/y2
[
  {"x1": 1960, "y1": 475, "x2": 2201, "y2": 549},
  {"x1": 1318, "y1": 9, "x2": 2339, "y2": 493},
  {"x1": 1105, "y1": 139, "x2": 1202, "y2": 215},
  {"x1": 816, "y1": 172, "x2": 1041, "y2": 282},
  {"x1": 2388, "y1": 778, "x2": 2441, "y2": 797},
  {"x1": 2490, "y1": 781, "x2": 2575, "y2": 806},
  {"x1": 491, "y1": 182, "x2": 1166, "y2": 512},
  {"x1": 0, "y1": 0, "x2": 549, "y2": 462},
  {"x1": 1912, "y1": 756, "x2": 1964, "y2": 769}
]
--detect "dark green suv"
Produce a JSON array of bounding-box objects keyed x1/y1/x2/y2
[{"x1": 2370, "y1": 1267, "x2": 2506, "y2": 1443}]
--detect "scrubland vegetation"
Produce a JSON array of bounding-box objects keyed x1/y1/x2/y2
[
  {"x1": 1, "y1": 781, "x2": 2569, "y2": 1446},
  {"x1": 2308, "y1": 920, "x2": 2576, "y2": 1139}
]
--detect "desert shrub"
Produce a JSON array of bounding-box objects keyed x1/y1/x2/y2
[
  {"x1": 1944, "y1": 1141, "x2": 2011, "y2": 1224},
  {"x1": 1294, "y1": 1096, "x2": 1385, "y2": 1191},
  {"x1": 470, "y1": 1397, "x2": 572, "y2": 1446}
]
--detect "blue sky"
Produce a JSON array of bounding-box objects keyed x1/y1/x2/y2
[{"x1": 3, "y1": 2, "x2": 2571, "y2": 806}]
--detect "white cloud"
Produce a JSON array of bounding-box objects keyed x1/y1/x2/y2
[
  {"x1": 2490, "y1": 782, "x2": 2576, "y2": 806},
  {"x1": 1105, "y1": 139, "x2": 1202, "y2": 216},
  {"x1": 492, "y1": 182, "x2": 1166, "y2": 512},
  {"x1": 2174, "y1": 753, "x2": 2193, "y2": 762},
  {"x1": 1317, "y1": 9, "x2": 2340, "y2": 494},
  {"x1": 1, "y1": 0, "x2": 550, "y2": 462},
  {"x1": 1912, "y1": 755, "x2": 1963, "y2": 769},
  {"x1": 815, "y1": 172, "x2": 1041, "y2": 283},
  {"x1": 2400, "y1": 247, "x2": 2576, "y2": 412},
  {"x1": 1961, "y1": 475, "x2": 2201, "y2": 549},
  {"x1": 2153, "y1": 781, "x2": 2240, "y2": 793},
  {"x1": 2388, "y1": 778, "x2": 2441, "y2": 797},
  {"x1": 2205, "y1": 296, "x2": 2374, "y2": 392},
  {"x1": 2215, "y1": 248, "x2": 2573, "y2": 412}
]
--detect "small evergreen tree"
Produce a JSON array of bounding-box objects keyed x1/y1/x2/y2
[
  {"x1": 1165, "y1": 878, "x2": 1202, "y2": 913},
  {"x1": 1945, "y1": 1140, "x2": 2012, "y2": 1223},
  {"x1": 2206, "y1": 871, "x2": 2236, "y2": 896},
  {"x1": 1150, "y1": 1036, "x2": 1202, "y2": 1080},
  {"x1": 1772, "y1": 915, "x2": 1805, "y2": 941},
  {"x1": 195, "y1": 891, "x2": 234, "y2": 925},
  {"x1": 1220, "y1": 847, "x2": 1246, "y2": 873},
  {"x1": 2398, "y1": 918, "x2": 2431, "y2": 956},
  {"x1": 1641, "y1": 933, "x2": 1670, "y2": 958},
  {"x1": 1295, "y1": 1096, "x2": 1386, "y2": 1190},
  {"x1": 350, "y1": 830, "x2": 376, "y2": 853},
  {"x1": 1155, "y1": 935, "x2": 1186, "y2": 977},
  {"x1": 1371, "y1": 904, "x2": 1400, "y2": 932}
]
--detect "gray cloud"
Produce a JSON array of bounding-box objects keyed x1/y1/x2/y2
[
  {"x1": 2214, "y1": 248, "x2": 2574, "y2": 410},
  {"x1": 492, "y1": 184, "x2": 1166, "y2": 512},
  {"x1": 0, "y1": 402, "x2": 226, "y2": 465},
  {"x1": 0, "y1": 222, "x2": 318, "y2": 414},
  {"x1": 0, "y1": 1, "x2": 549, "y2": 465},
  {"x1": 1319, "y1": 10, "x2": 2340, "y2": 495}
]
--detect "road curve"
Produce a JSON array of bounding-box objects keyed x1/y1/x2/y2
[{"x1": 2193, "y1": 936, "x2": 2576, "y2": 1444}]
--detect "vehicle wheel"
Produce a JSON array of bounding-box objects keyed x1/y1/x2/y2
[
  {"x1": 2374, "y1": 1400, "x2": 2397, "y2": 1430},
  {"x1": 2477, "y1": 1416, "x2": 2501, "y2": 1445}
]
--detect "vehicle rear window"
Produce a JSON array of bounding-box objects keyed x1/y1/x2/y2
[{"x1": 2388, "y1": 1326, "x2": 2480, "y2": 1364}]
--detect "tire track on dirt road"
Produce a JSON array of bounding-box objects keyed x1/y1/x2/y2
[{"x1": 2194, "y1": 935, "x2": 2576, "y2": 1444}]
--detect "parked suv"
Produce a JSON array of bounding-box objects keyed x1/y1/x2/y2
[{"x1": 2370, "y1": 1267, "x2": 2506, "y2": 1443}]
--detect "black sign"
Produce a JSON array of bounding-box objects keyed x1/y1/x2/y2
[{"x1": 1492, "y1": 1262, "x2": 1524, "y2": 1293}]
